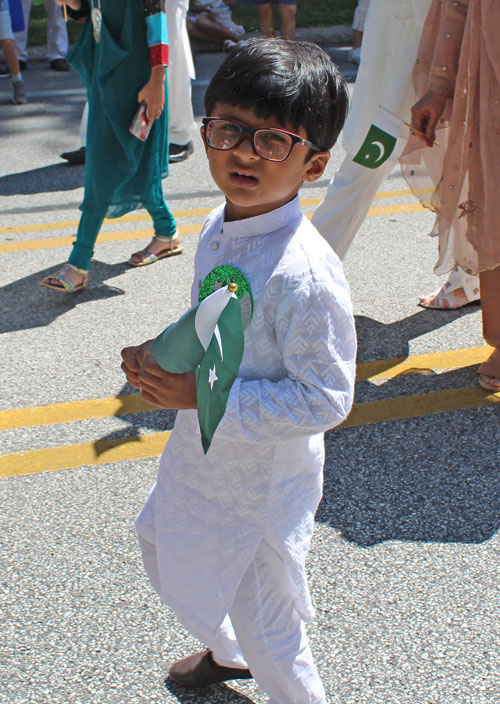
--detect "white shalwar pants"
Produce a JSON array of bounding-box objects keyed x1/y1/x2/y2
[
  {"x1": 139, "y1": 535, "x2": 327, "y2": 704},
  {"x1": 312, "y1": 152, "x2": 395, "y2": 260},
  {"x1": 14, "y1": 0, "x2": 68, "y2": 62},
  {"x1": 165, "y1": 0, "x2": 196, "y2": 146}
]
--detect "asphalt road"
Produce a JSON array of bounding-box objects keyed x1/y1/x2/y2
[{"x1": 1, "y1": 45, "x2": 499, "y2": 704}]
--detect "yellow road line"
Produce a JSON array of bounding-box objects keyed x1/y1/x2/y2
[
  {"x1": 356, "y1": 345, "x2": 493, "y2": 382},
  {"x1": 0, "y1": 346, "x2": 492, "y2": 432},
  {"x1": 0, "y1": 202, "x2": 426, "y2": 253},
  {"x1": 0, "y1": 223, "x2": 201, "y2": 253},
  {"x1": 0, "y1": 207, "x2": 214, "y2": 235},
  {"x1": 1, "y1": 385, "x2": 498, "y2": 478},
  {"x1": 0, "y1": 432, "x2": 170, "y2": 478},
  {"x1": 0, "y1": 394, "x2": 152, "y2": 430},
  {"x1": 0, "y1": 190, "x2": 425, "y2": 237},
  {"x1": 341, "y1": 386, "x2": 500, "y2": 429}
]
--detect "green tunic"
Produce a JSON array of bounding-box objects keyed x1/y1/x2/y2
[{"x1": 67, "y1": 0, "x2": 169, "y2": 218}]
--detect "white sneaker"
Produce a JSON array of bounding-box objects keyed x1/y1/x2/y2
[
  {"x1": 12, "y1": 79, "x2": 27, "y2": 104},
  {"x1": 348, "y1": 47, "x2": 361, "y2": 64}
]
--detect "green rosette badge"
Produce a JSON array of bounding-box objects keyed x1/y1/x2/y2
[{"x1": 150, "y1": 265, "x2": 253, "y2": 453}]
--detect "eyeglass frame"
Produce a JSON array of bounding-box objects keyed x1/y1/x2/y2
[{"x1": 201, "y1": 117, "x2": 322, "y2": 162}]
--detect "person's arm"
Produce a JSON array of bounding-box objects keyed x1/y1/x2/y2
[
  {"x1": 137, "y1": 0, "x2": 169, "y2": 123},
  {"x1": 213, "y1": 279, "x2": 357, "y2": 444},
  {"x1": 411, "y1": 0, "x2": 469, "y2": 146}
]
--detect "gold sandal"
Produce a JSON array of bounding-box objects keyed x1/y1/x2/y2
[{"x1": 128, "y1": 232, "x2": 183, "y2": 267}]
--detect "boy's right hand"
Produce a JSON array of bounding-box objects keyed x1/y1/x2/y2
[{"x1": 121, "y1": 340, "x2": 152, "y2": 389}]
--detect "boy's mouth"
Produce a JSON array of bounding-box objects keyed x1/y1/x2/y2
[{"x1": 230, "y1": 170, "x2": 259, "y2": 188}]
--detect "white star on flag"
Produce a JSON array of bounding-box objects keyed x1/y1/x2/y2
[{"x1": 208, "y1": 366, "x2": 218, "y2": 390}]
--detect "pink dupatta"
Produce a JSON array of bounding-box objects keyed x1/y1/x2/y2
[{"x1": 401, "y1": 0, "x2": 500, "y2": 276}]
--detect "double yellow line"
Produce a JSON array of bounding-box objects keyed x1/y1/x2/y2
[
  {"x1": 0, "y1": 190, "x2": 426, "y2": 253},
  {"x1": 1, "y1": 346, "x2": 498, "y2": 479}
]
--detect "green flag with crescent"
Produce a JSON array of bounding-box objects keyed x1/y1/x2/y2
[
  {"x1": 150, "y1": 265, "x2": 252, "y2": 453},
  {"x1": 352, "y1": 107, "x2": 402, "y2": 169}
]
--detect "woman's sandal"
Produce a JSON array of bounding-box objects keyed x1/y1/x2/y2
[
  {"x1": 478, "y1": 374, "x2": 500, "y2": 392},
  {"x1": 40, "y1": 263, "x2": 88, "y2": 293},
  {"x1": 418, "y1": 266, "x2": 480, "y2": 310},
  {"x1": 128, "y1": 232, "x2": 183, "y2": 267}
]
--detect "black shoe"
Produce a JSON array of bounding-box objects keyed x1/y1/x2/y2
[
  {"x1": 168, "y1": 649, "x2": 252, "y2": 688},
  {"x1": 60, "y1": 146, "x2": 86, "y2": 165},
  {"x1": 18, "y1": 60, "x2": 27, "y2": 71},
  {"x1": 50, "y1": 58, "x2": 70, "y2": 71},
  {"x1": 169, "y1": 140, "x2": 193, "y2": 163},
  {"x1": 0, "y1": 64, "x2": 10, "y2": 78}
]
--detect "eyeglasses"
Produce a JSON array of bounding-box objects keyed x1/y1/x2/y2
[{"x1": 202, "y1": 117, "x2": 321, "y2": 162}]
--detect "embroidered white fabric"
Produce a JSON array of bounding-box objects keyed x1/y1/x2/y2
[{"x1": 135, "y1": 196, "x2": 357, "y2": 644}]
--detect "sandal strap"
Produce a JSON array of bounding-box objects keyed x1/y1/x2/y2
[
  {"x1": 441, "y1": 266, "x2": 480, "y2": 302},
  {"x1": 133, "y1": 249, "x2": 159, "y2": 266},
  {"x1": 155, "y1": 230, "x2": 179, "y2": 243},
  {"x1": 52, "y1": 263, "x2": 88, "y2": 292}
]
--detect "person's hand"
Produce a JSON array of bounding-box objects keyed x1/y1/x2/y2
[
  {"x1": 54, "y1": 0, "x2": 81, "y2": 9},
  {"x1": 137, "y1": 65, "x2": 165, "y2": 124},
  {"x1": 137, "y1": 349, "x2": 197, "y2": 409},
  {"x1": 121, "y1": 340, "x2": 152, "y2": 389},
  {"x1": 410, "y1": 91, "x2": 447, "y2": 147}
]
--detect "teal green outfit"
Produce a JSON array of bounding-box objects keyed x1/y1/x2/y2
[{"x1": 66, "y1": 0, "x2": 176, "y2": 270}]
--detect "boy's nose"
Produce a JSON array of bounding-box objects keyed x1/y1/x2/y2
[{"x1": 233, "y1": 134, "x2": 259, "y2": 159}]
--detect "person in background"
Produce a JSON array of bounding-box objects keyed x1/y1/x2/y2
[
  {"x1": 41, "y1": 0, "x2": 182, "y2": 293},
  {"x1": 241, "y1": 0, "x2": 296, "y2": 39},
  {"x1": 312, "y1": 0, "x2": 480, "y2": 309},
  {"x1": 403, "y1": 0, "x2": 500, "y2": 389},
  {"x1": 14, "y1": 0, "x2": 69, "y2": 71},
  {"x1": 187, "y1": 0, "x2": 245, "y2": 52},
  {"x1": 60, "y1": 101, "x2": 87, "y2": 164},
  {"x1": 0, "y1": 0, "x2": 27, "y2": 102},
  {"x1": 349, "y1": 0, "x2": 370, "y2": 63},
  {"x1": 166, "y1": 0, "x2": 197, "y2": 163},
  {"x1": 61, "y1": 0, "x2": 197, "y2": 167}
]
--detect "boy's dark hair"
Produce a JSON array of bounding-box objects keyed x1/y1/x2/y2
[{"x1": 204, "y1": 38, "x2": 349, "y2": 153}]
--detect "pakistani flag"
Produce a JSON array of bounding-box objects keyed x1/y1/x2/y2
[
  {"x1": 352, "y1": 107, "x2": 402, "y2": 169},
  {"x1": 150, "y1": 266, "x2": 252, "y2": 453}
]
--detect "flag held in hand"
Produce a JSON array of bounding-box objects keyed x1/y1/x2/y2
[{"x1": 150, "y1": 265, "x2": 252, "y2": 453}]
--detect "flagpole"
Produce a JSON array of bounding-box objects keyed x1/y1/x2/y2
[
  {"x1": 63, "y1": 1, "x2": 68, "y2": 21},
  {"x1": 378, "y1": 105, "x2": 440, "y2": 147}
]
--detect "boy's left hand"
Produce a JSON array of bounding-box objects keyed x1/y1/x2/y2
[{"x1": 137, "y1": 349, "x2": 198, "y2": 409}]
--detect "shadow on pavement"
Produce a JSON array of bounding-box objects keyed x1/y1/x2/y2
[
  {"x1": 320, "y1": 353, "x2": 500, "y2": 547},
  {"x1": 355, "y1": 306, "x2": 481, "y2": 365},
  {"x1": 0, "y1": 260, "x2": 128, "y2": 333},
  {"x1": 164, "y1": 677, "x2": 256, "y2": 703},
  {"x1": 0, "y1": 162, "x2": 84, "y2": 196}
]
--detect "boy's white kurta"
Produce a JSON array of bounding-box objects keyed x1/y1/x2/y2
[{"x1": 136, "y1": 196, "x2": 357, "y2": 646}]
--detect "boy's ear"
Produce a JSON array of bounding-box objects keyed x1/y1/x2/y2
[
  {"x1": 200, "y1": 125, "x2": 209, "y2": 154},
  {"x1": 302, "y1": 151, "x2": 330, "y2": 183}
]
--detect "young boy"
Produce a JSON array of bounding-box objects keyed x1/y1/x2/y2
[{"x1": 121, "y1": 38, "x2": 356, "y2": 703}]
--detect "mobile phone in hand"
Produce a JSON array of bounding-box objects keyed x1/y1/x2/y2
[{"x1": 130, "y1": 103, "x2": 152, "y2": 141}]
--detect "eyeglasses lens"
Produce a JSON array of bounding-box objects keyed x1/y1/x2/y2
[
  {"x1": 206, "y1": 120, "x2": 292, "y2": 161},
  {"x1": 255, "y1": 131, "x2": 292, "y2": 161}
]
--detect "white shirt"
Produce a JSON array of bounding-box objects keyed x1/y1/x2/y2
[{"x1": 136, "y1": 196, "x2": 357, "y2": 644}]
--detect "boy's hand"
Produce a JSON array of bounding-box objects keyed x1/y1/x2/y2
[
  {"x1": 121, "y1": 342, "x2": 197, "y2": 409},
  {"x1": 137, "y1": 350, "x2": 197, "y2": 409},
  {"x1": 121, "y1": 340, "x2": 152, "y2": 389}
]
